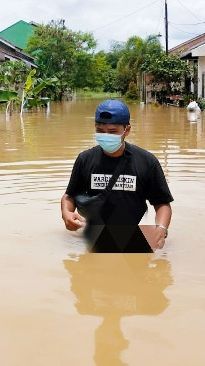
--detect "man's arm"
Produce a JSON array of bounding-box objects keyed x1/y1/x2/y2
[
  {"x1": 154, "y1": 203, "x2": 172, "y2": 228},
  {"x1": 61, "y1": 193, "x2": 85, "y2": 231},
  {"x1": 61, "y1": 153, "x2": 86, "y2": 231},
  {"x1": 145, "y1": 157, "x2": 173, "y2": 250},
  {"x1": 152, "y1": 203, "x2": 172, "y2": 249}
]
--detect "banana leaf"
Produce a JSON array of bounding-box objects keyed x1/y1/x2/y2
[
  {"x1": 32, "y1": 77, "x2": 58, "y2": 96},
  {"x1": 0, "y1": 90, "x2": 18, "y2": 102},
  {"x1": 24, "y1": 69, "x2": 36, "y2": 93}
]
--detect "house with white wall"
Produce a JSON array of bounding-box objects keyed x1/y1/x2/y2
[
  {"x1": 169, "y1": 33, "x2": 205, "y2": 98},
  {"x1": 191, "y1": 44, "x2": 205, "y2": 98}
]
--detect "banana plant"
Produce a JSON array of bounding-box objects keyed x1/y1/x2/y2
[
  {"x1": 20, "y1": 68, "x2": 36, "y2": 115},
  {"x1": 0, "y1": 89, "x2": 18, "y2": 117},
  {"x1": 0, "y1": 90, "x2": 18, "y2": 102},
  {"x1": 21, "y1": 68, "x2": 57, "y2": 114}
]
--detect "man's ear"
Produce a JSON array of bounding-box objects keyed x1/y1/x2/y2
[{"x1": 124, "y1": 125, "x2": 131, "y2": 137}]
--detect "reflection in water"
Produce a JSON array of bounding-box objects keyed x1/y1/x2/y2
[
  {"x1": 64, "y1": 254, "x2": 172, "y2": 365},
  {"x1": 187, "y1": 111, "x2": 200, "y2": 123}
]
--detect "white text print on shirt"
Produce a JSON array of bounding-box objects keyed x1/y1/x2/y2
[{"x1": 91, "y1": 174, "x2": 136, "y2": 191}]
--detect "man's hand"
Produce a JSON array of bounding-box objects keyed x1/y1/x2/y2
[
  {"x1": 151, "y1": 226, "x2": 166, "y2": 250},
  {"x1": 61, "y1": 193, "x2": 86, "y2": 231},
  {"x1": 62, "y1": 210, "x2": 86, "y2": 231}
]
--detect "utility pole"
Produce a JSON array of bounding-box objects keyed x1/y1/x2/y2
[{"x1": 165, "y1": 0, "x2": 168, "y2": 54}]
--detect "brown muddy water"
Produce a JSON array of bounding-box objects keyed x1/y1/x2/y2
[{"x1": 0, "y1": 99, "x2": 205, "y2": 365}]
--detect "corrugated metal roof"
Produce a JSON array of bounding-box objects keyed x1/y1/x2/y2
[{"x1": 0, "y1": 20, "x2": 37, "y2": 50}]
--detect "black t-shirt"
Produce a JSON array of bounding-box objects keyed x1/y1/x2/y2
[{"x1": 65, "y1": 142, "x2": 173, "y2": 252}]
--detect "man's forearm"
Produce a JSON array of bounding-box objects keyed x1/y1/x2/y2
[
  {"x1": 61, "y1": 193, "x2": 85, "y2": 231},
  {"x1": 61, "y1": 193, "x2": 75, "y2": 214},
  {"x1": 154, "y1": 203, "x2": 172, "y2": 228}
]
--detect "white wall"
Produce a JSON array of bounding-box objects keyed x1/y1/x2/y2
[
  {"x1": 190, "y1": 45, "x2": 205, "y2": 97},
  {"x1": 197, "y1": 57, "x2": 205, "y2": 98},
  {"x1": 192, "y1": 44, "x2": 205, "y2": 57}
]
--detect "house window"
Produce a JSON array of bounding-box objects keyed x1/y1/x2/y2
[{"x1": 202, "y1": 72, "x2": 205, "y2": 98}]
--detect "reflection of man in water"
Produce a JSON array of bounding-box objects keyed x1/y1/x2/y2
[{"x1": 64, "y1": 254, "x2": 172, "y2": 365}]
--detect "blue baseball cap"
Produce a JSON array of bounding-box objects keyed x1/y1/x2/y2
[{"x1": 95, "y1": 99, "x2": 130, "y2": 125}]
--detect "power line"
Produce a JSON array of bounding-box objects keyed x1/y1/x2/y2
[
  {"x1": 91, "y1": 0, "x2": 161, "y2": 33},
  {"x1": 154, "y1": 0, "x2": 164, "y2": 34},
  {"x1": 169, "y1": 23, "x2": 202, "y2": 36},
  {"x1": 170, "y1": 21, "x2": 205, "y2": 26},
  {"x1": 175, "y1": 0, "x2": 204, "y2": 22}
]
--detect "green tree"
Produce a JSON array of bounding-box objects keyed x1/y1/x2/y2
[
  {"x1": 26, "y1": 19, "x2": 96, "y2": 99},
  {"x1": 73, "y1": 52, "x2": 94, "y2": 89},
  {"x1": 103, "y1": 68, "x2": 117, "y2": 93},
  {"x1": 106, "y1": 41, "x2": 125, "y2": 69},
  {"x1": 142, "y1": 52, "x2": 193, "y2": 92},
  {"x1": 87, "y1": 51, "x2": 111, "y2": 90},
  {"x1": 115, "y1": 61, "x2": 132, "y2": 95},
  {"x1": 0, "y1": 61, "x2": 30, "y2": 92},
  {"x1": 115, "y1": 35, "x2": 162, "y2": 98},
  {"x1": 101, "y1": 41, "x2": 125, "y2": 93}
]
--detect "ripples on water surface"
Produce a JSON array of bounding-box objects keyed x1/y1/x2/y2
[{"x1": 0, "y1": 100, "x2": 205, "y2": 365}]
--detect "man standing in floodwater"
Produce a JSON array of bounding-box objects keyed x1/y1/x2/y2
[{"x1": 61, "y1": 99, "x2": 174, "y2": 252}]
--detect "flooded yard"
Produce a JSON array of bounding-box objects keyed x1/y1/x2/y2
[{"x1": 0, "y1": 99, "x2": 205, "y2": 365}]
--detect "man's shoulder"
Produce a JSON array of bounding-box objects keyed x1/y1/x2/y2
[
  {"x1": 78, "y1": 145, "x2": 101, "y2": 161},
  {"x1": 126, "y1": 142, "x2": 158, "y2": 164}
]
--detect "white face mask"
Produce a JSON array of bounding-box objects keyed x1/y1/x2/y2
[{"x1": 95, "y1": 132, "x2": 124, "y2": 153}]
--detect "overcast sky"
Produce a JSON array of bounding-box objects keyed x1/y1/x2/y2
[{"x1": 1, "y1": 0, "x2": 205, "y2": 51}]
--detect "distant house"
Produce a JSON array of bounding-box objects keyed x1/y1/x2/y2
[
  {"x1": 0, "y1": 20, "x2": 37, "y2": 51},
  {"x1": 169, "y1": 33, "x2": 205, "y2": 98},
  {"x1": 0, "y1": 37, "x2": 36, "y2": 68},
  {"x1": 0, "y1": 20, "x2": 37, "y2": 68}
]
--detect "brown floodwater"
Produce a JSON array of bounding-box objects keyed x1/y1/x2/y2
[{"x1": 0, "y1": 99, "x2": 205, "y2": 365}]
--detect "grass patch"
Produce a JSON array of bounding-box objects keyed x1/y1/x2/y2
[{"x1": 76, "y1": 89, "x2": 120, "y2": 99}]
